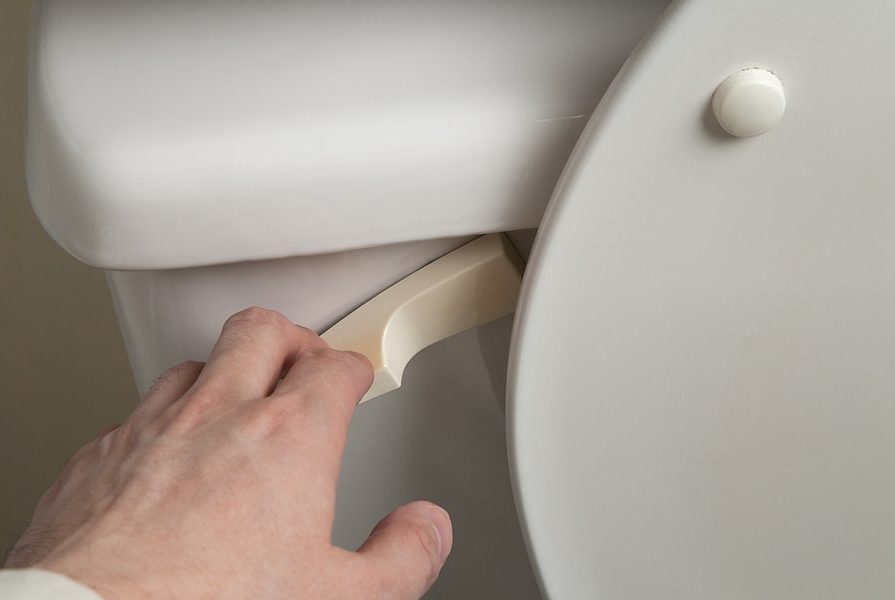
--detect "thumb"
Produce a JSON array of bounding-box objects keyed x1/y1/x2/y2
[{"x1": 356, "y1": 501, "x2": 453, "y2": 598}]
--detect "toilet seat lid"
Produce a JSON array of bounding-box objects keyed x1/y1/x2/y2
[{"x1": 508, "y1": 1, "x2": 895, "y2": 598}]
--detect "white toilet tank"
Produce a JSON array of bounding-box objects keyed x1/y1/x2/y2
[
  {"x1": 26, "y1": 1, "x2": 671, "y2": 596},
  {"x1": 28, "y1": 0, "x2": 671, "y2": 270}
]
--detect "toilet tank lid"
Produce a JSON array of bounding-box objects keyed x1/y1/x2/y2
[{"x1": 24, "y1": 0, "x2": 641, "y2": 270}]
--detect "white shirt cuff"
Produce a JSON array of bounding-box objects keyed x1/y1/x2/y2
[{"x1": 0, "y1": 569, "x2": 103, "y2": 600}]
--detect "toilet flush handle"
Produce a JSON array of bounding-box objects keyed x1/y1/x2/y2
[{"x1": 321, "y1": 234, "x2": 524, "y2": 403}]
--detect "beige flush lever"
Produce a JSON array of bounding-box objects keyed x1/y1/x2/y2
[{"x1": 322, "y1": 234, "x2": 524, "y2": 403}]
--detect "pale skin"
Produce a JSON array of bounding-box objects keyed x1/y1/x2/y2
[{"x1": 3, "y1": 307, "x2": 453, "y2": 599}]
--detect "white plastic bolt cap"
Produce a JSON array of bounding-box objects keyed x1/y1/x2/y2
[{"x1": 712, "y1": 68, "x2": 785, "y2": 138}]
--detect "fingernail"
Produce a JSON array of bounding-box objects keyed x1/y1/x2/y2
[{"x1": 425, "y1": 503, "x2": 453, "y2": 562}]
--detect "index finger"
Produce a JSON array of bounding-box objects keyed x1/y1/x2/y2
[
  {"x1": 188, "y1": 306, "x2": 327, "y2": 403},
  {"x1": 248, "y1": 347, "x2": 372, "y2": 526},
  {"x1": 270, "y1": 346, "x2": 373, "y2": 464}
]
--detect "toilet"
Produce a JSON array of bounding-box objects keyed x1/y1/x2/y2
[{"x1": 25, "y1": 0, "x2": 895, "y2": 598}]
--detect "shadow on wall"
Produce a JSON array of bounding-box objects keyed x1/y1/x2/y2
[{"x1": 0, "y1": 0, "x2": 136, "y2": 555}]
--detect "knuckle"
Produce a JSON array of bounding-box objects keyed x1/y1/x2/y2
[
  {"x1": 95, "y1": 423, "x2": 121, "y2": 445},
  {"x1": 146, "y1": 360, "x2": 203, "y2": 395},
  {"x1": 304, "y1": 347, "x2": 367, "y2": 373},
  {"x1": 145, "y1": 369, "x2": 174, "y2": 396},
  {"x1": 173, "y1": 359, "x2": 205, "y2": 374},
  {"x1": 306, "y1": 348, "x2": 364, "y2": 382},
  {"x1": 346, "y1": 350, "x2": 374, "y2": 379},
  {"x1": 108, "y1": 421, "x2": 151, "y2": 450},
  {"x1": 295, "y1": 348, "x2": 374, "y2": 400},
  {"x1": 293, "y1": 323, "x2": 321, "y2": 340},
  {"x1": 302, "y1": 346, "x2": 343, "y2": 362},
  {"x1": 221, "y1": 308, "x2": 296, "y2": 350},
  {"x1": 165, "y1": 360, "x2": 200, "y2": 381},
  {"x1": 225, "y1": 306, "x2": 286, "y2": 328},
  {"x1": 222, "y1": 309, "x2": 323, "y2": 352}
]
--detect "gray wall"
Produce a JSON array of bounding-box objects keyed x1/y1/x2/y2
[{"x1": 0, "y1": 0, "x2": 137, "y2": 556}]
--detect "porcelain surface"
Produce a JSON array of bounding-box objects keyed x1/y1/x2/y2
[{"x1": 27, "y1": 0, "x2": 669, "y2": 269}]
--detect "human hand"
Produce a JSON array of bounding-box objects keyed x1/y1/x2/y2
[{"x1": 4, "y1": 307, "x2": 452, "y2": 599}]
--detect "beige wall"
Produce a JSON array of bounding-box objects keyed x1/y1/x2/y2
[{"x1": 0, "y1": 0, "x2": 137, "y2": 556}]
